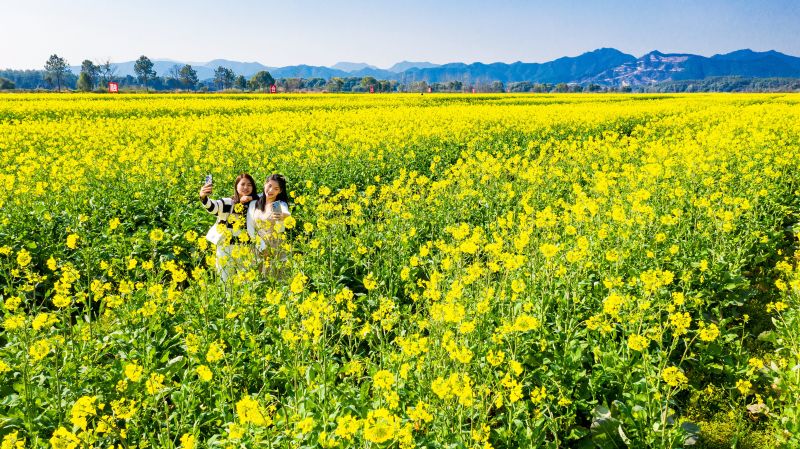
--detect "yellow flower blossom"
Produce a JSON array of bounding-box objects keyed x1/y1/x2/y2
[
  {"x1": 698, "y1": 323, "x2": 720, "y2": 342},
  {"x1": 373, "y1": 369, "x2": 395, "y2": 390},
  {"x1": 236, "y1": 395, "x2": 270, "y2": 426},
  {"x1": 363, "y1": 408, "x2": 399, "y2": 444},
  {"x1": 196, "y1": 365, "x2": 213, "y2": 382},
  {"x1": 1, "y1": 430, "x2": 25, "y2": 449},
  {"x1": 49, "y1": 427, "x2": 80, "y2": 449},
  {"x1": 735, "y1": 379, "x2": 752, "y2": 395},
  {"x1": 16, "y1": 249, "x2": 32, "y2": 268},
  {"x1": 70, "y1": 396, "x2": 96, "y2": 431},
  {"x1": 661, "y1": 366, "x2": 688, "y2": 388},
  {"x1": 180, "y1": 433, "x2": 196, "y2": 449},
  {"x1": 627, "y1": 334, "x2": 649, "y2": 352},
  {"x1": 29, "y1": 339, "x2": 52, "y2": 362}
]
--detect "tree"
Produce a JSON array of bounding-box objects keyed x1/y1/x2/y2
[
  {"x1": 99, "y1": 60, "x2": 117, "y2": 85},
  {"x1": 409, "y1": 81, "x2": 428, "y2": 93},
  {"x1": 79, "y1": 60, "x2": 100, "y2": 90},
  {"x1": 213, "y1": 66, "x2": 235, "y2": 90},
  {"x1": 168, "y1": 64, "x2": 181, "y2": 82},
  {"x1": 179, "y1": 65, "x2": 198, "y2": 91},
  {"x1": 285, "y1": 77, "x2": 301, "y2": 92},
  {"x1": 325, "y1": 77, "x2": 344, "y2": 92},
  {"x1": 133, "y1": 55, "x2": 156, "y2": 91},
  {"x1": 44, "y1": 54, "x2": 69, "y2": 91},
  {"x1": 76, "y1": 72, "x2": 92, "y2": 91},
  {"x1": 164, "y1": 77, "x2": 181, "y2": 90},
  {"x1": 586, "y1": 83, "x2": 602, "y2": 92},
  {"x1": 360, "y1": 76, "x2": 377, "y2": 89},
  {"x1": 163, "y1": 64, "x2": 182, "y2": 91},
  {"x1": 0, "y1": 77, "x2": 14, "y2": 90},
  {"x1": 569, "y1": 84, "x2": 584, "y2": 93},
  {"x1": 306, "y1": 78, "x2": 327, "y2": 90},
  {"x1": 250, "y1": 71, "x2": 275, "y2": 91},
  {"x1": 235, "y1": 75, "x2": 247, "y2": 90}
]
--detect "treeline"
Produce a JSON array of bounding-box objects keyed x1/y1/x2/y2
[
  {"x1": 3, "y1": 54, "x2": 800, "y2": 93},
  {"x1": 639, "y1": 76, "x2": 800, "y2": 93},
  {"x1": 0, "y1": 69, "x2": 636, "y2": 93}
]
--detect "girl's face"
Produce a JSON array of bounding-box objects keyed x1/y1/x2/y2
[
  {"x1": 264, "y1": 179, "x2": 281, "y2": 201},
  {"x1": 237, "y1": 178, "x2": 253, "y2": 196}
]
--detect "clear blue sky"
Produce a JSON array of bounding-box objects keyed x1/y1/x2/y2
[{"x1": 2, "y1": 0, "x2": 799, "y2": 69}]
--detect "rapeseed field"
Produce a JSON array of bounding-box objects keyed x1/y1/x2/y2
[{"x1": 1, "y1": 93, "x2": 799, "y2": 448}]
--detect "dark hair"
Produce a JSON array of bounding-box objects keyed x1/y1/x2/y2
[
  {"x1": 256, "y1": 174, "x2": 289, "y2": 211},
  {"x1": 231, "y1": 173, "x2": 257, "y2": 205}
]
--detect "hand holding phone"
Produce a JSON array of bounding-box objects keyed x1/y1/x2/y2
[
  {"x1": 199, "y1": 175, "x2": 213, "y2": 199},
  {"x1": 271, "y1": 201, "x2": 282, "y2": 217}
]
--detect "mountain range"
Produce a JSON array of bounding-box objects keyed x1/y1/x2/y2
[{"x1": 73, "y1": 49, "x2": 800, "y2": 86}]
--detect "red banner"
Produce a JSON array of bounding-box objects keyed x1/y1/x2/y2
[{"x1": 108, "y1": 82, "x2": 119, "y2": 93}]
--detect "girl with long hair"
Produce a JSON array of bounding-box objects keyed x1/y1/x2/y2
[
  {"x1": 252, "y1": 174, "x2": 291, "y2": 276},
  {"x1": 199, "y1": 173, "x2": 259, "y2": 281}
]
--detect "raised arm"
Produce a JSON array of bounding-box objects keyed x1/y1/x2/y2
[
  {"x1": 199, "y1": 183, "x2": 223, "y2": 215},
  {"x1": 200, "y1": 195, "x2": 224, "y2": 215}
]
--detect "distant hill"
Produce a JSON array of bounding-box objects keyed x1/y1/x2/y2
[
  {"x1": 200, "y1": 59, "x2": 276, "y2": 76},
  {"x1": 331, "y1": 62, "x2": 379, "y2": 72},
  {"x1": 401, "y1": 48, "x2": 637, "y2": 84},
  {"x1": 584, "y1": 49, "x2": 800, "y2": 86},
  {"x1": 268, "y1": 65, "x2": 350, "y2": 79},
  {"x1": 386, "y1": 61, "x2": 440, "y2": 72},
  {"x1": 60, "y1": 48, "x2": 800, "y2": 87}
]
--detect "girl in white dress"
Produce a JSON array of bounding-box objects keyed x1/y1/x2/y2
[{"x1": 252, "y1": 174, "x2": 291, "y2": 276}]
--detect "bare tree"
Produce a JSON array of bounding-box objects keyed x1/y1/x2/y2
[{"x1": 100, "y1": 59, "x2": 118, "y2": 85}]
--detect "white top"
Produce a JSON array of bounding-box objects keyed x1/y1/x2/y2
[{"x1": 252, "y1": 200, "x2": 291, "y2": 250}]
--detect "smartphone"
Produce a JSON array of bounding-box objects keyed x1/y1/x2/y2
[
  {"x1": 271, "y1": 202, "x2": 282, "y2": 216},
  {"x1": 204, "y1": 174, "x2": 213, "y2": 185}
]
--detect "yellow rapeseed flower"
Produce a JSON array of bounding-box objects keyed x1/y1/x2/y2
[
  {"x1": 540, "y1": 243, "x2": 558, "y2": 259},
  {"x1": 1, "y1": 430, "x2": 25, "y2": 449},
  {"x1": 49, "y1": 427, "x2": 79, "y2": 449},
  {"x1": 735, "y1": 379, "x2": 752, "y2": 395},
  {"x1": 661, "y1": 366, "x2": 688, "y2": 388},
  {"x1": 236, "y1": 395, "x2": 269, "y2": 426},
  {"x1": 16, "y1": 249, "x2": 32, "y2": 268},
  {"x1": 145, "y1": 372, "x2": 165, "y2": 395},
  {"x1": 70, "y1": 396, "x2": 97, "y2": 431},
  {"x1": 149, "y1": 229, "x2": 165, "y2": 243},
  {"x1": 698, "y1": 323, "x2": 720, "y2": 342},
  {"x1": 29, "y1": 339, "x2": 52, "y2": 362},
  {"x1": 627, "y1": 334, "x2": 649, "y2": 352},
  {"x1": 206, "y1": 341, "x2": 225, "y2": 362},
  {"x1": 180, "y1": 433, "x2": 196, "y2": 449},
  {"x1": 363, "y1": 408, "x2": 399, "y2": 444},
  {"x1": 373, "y1": 369, "x2": 395, "y2": 390},
  {"x1": 196, "y1": 365, "x2": 213, "y2": 382}
]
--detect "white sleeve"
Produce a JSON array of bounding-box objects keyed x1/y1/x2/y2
[{"x1": 201, "y1": 196, "x2": 222, "y2": 215}]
